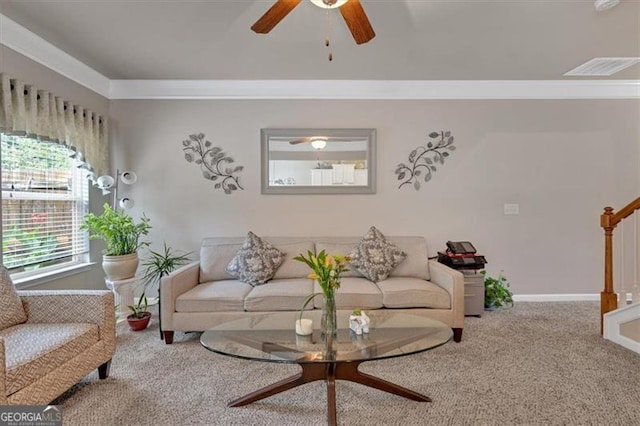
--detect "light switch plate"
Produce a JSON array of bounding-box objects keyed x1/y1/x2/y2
[{"x1": 504, "y1": 203, "x2": 519, "y2": 215}]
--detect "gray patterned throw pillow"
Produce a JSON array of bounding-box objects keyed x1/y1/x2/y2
[
  {"x1": 226, "y1": 232, "x2": 286, "y2": 286},
  {"x1": 349, "y1": 227, "x2": 407, "y2": 283},
  {"x1": 0, "y1": 267, "x2": 28, "y2": 330}
]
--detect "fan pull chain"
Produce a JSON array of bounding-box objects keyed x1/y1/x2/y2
[{"x1": 325, "y1": 9, "x2": 333, "y2": 61}]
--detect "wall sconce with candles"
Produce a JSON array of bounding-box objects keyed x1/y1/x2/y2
[{"x1": 95, "y1": 169, "x2": 138, "y2": 209}]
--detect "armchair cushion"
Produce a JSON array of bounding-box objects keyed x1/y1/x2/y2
[
  {"x1": 0, "y1": 267, "x2": 27, "y2": 330},
  {"x1": 1, "y1": 323, "x2": 98, "y2": 396}
]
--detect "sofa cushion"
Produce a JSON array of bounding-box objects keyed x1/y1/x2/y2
[
  {"x1": 244, "y1": 279, "x2": 314, "y2": 312},
  {"x1": 377, "y1": 277, "x2": 451, "y2": 309},
  {"x1": 313, "y1": 277, "x2": 383, "y2": 310},
  {"x1": 387, "y1": 237, "x2": 430, "y2": 281},
  {"x1": 315, "y1": 242, "x2": 364, "y2": 278},
  {"x1": 199, "y1": 243, "x2": 242, "y2": 283},
  {"x1": 0, "y1": 322, "x2": 98, "y2": 396},
  {"x1": 349, "y1": 227, "x2": 407, "y2": 282},
  {"x1": 0, "y1": 267, "x2": 27, "y2": 331},
  {"x1": 271, "y1": 241, "x2": 316, "y2": 280},
  {"x1": 226, "y1": 232, "x2": 286, "y2": 286},
  {"x1": 176, "y1": 280, "x2": 253, "y2": 312}
]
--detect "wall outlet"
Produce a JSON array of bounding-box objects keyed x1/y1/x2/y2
[{"x1": 504, "y1": 203, "x2": 520, "y2": 215}]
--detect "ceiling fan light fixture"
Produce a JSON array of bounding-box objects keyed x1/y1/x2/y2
[
  {"x1": 310, "y1": 0, "x2": 349, "y2": 9},
  {"x1": 311, "y1": 139, "x2": 327, "y2": 149},
  {"x1": 594, "y1": 0, "x2": 620, "y2": 11}
]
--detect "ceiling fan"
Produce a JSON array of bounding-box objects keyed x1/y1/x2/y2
[
  {"x1": 251, "y1": 0, "x2": 376, "y2": 45},
  {"x1": 288, "y1": 136, "x2": 355, "y2": 145},
  {"x1": 289, "y1": 136, "x2": 355, "y2": 149}
]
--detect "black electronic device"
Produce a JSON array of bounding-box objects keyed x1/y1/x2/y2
[
  {"x1": 438, "y1": 241, "x2": 487, "y2": 270},
  {"x1": 446, "y1": 241, "x2": 476, "y2": 255}
]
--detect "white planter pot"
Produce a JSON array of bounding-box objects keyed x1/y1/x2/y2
[{"x1": 102, "y1": 253, "x2": 139, "y2": 281}]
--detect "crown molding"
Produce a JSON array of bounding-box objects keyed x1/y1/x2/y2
[
  {"x1": 109, "y1": 79, "x2": 640, "y2": 100},
  {"x1": 0, "y1": 14, "x2": 111, "y2": 98},
  {"x1": 2, "y1": 13, "x2": 639, "y2": 101}
]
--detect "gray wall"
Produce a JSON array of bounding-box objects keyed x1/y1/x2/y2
[
  {"x1": 3, "y1": 46, "x2": 640, "y2": 296},
  {"x1": 109, "y1": 98, "x2": 640, "y2": 296},
  {"x1": 0, "y1": 47, "x2": 109, "y2": 290}
]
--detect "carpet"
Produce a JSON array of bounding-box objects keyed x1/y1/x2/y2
[{"x1": 54, "y1": 302, "x2": 640, "y2": 425}]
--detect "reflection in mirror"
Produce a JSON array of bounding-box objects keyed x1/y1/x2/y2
[{"x1": 261, "y1": 129, "x2": 376, "y2": 194}]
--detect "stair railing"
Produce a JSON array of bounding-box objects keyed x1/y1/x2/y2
[{"x1": 601, "y1": 196, "x2": 640, "y2": 334}]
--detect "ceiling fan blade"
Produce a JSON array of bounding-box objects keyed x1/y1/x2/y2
[
  {"x1": 251, "y1": 0, "x2": 303, "y2": 34},
  {"x1": 289, "y1": 138, "x2": 312, "y2": 145},
  {"x1": 339, "y1": 0, "x2": 375, "y2": 45}
]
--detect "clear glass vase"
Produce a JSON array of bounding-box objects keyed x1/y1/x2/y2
[{"x1": 321, "y1": 289, "x2": 337, "y2": 338}]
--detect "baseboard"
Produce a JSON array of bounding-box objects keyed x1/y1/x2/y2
[{"x1": 513, "y1": 294, "x2": 600, "y2": 302}]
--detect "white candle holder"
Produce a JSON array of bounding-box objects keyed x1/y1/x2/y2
[{"x1": 295, "y1": 318, "x2": 313, "y2": 335}]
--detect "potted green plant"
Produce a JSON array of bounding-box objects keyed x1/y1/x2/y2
[
  {"x1": 481, "y1": 270, "x2": 514, "y2": 310},
  {"x1": 128, "y1": 243, "x2": 191, "y2": 332},
  {"x1": 127, "y1": 294, "x2": 151, "y2": 331},
  {"x1": 81, "y1": 203, "x2": 151, "y2": 281}
]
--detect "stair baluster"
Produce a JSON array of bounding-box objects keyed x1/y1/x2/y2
[{"x1": 601, "y1": 196, "x2": 640, "y2": 334}]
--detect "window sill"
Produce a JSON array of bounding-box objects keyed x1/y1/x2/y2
[{"x1": 14, "y1": 262, "x2": 96, "y2": 289}]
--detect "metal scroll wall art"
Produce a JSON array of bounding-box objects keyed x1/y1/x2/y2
[
  {"x1": 182, "y1": 133, "x2": 244, "y2": 195},
  {"x1": 395, "y1": 131, "x2": 455, "y2": 191}
]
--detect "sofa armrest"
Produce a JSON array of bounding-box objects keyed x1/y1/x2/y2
[
  {"x1": 428, "y1": 260, "x2": 465, "y2": 328},
  {"x1": 160, "y1": 261, "x2": 200, "y2": 330},
  {"x1": 18, "y1": 290, "x2": 116, "y2": 348},
  {"x1": 0, "y1": 337, "x2": 6, "y2": 405}
]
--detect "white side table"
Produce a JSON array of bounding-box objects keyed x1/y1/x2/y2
[{"x1": 105, "y1": 277, "x2": 139, "y2": 322}]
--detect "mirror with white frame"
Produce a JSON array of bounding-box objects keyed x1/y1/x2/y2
[{"x1": 261, "y1": 128, "x2": 376, "y2": 194}]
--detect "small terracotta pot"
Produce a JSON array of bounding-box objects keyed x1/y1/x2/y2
[{"x1": 127, "y1": 312, "x2": 151, "y2": 331}]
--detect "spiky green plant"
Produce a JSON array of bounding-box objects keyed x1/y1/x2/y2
[
  {"x1": 140, "y1": 243, "x2": 191, "y2": 296},
  {"x1": 127, "y1": 244, "x2": 191, "y2": 318}
]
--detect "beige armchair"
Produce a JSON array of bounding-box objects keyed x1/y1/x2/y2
[{"x1": 0, "y1": 290, "x2": 116, "y2": 405}]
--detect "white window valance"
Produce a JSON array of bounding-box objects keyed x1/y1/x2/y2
[{"x1": 0, "y1": 73, "x2": 109, "y2": 177}]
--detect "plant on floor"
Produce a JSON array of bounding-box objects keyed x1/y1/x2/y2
[
  {"x1": 141, "y1": 242, "x2": 192, "y2": 297},
  {"x1": 125, "y1": 243, "x2": 191, "y2": 332},
  {"x1": 128, "y1": 294, "x2": 149, "y2": 319},
  {"x1": 481, "y1": 270, "x2": 514, "y2": 309}
]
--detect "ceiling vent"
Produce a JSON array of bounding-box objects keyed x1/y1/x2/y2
[{"x1": 564, "y1": 57, "x2": 640, "y2": 76}]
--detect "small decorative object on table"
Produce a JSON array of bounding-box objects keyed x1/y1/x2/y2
[
  {"x1": 349, "y1": 309, "x2": 370, "y2": 335},
  {"x1": 295, "y1": 250, "x2": 351, "y2": 338}
]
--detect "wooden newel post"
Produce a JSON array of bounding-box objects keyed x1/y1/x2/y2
[{"x1": 600, "y1": 206, "x2": 618, "y2": 335}]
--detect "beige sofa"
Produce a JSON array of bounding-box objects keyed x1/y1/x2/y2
[
  {"x1": 1, "y1": 290, "x2": 116, "y2": 405},
  {"x1": 160, "y1": 236, "x2": 464, "y2": 344}
]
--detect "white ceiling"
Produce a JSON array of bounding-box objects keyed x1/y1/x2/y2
[{"x1": 0, "y1": 0, "x2": 639, "y2": 81}]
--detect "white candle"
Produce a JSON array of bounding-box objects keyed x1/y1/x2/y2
[{"x1": 295, "y1": 319, "x2": 313, "y2": 335}]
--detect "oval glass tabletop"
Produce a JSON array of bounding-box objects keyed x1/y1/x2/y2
[{"x1": 200, "y1": 311, "x2": 452, "y2": 365}]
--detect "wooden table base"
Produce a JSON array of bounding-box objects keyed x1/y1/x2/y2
[{"x1": 229, "y1": 361, "x2": 431, "y2": 426}]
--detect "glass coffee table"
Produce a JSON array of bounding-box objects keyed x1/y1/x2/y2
[{"x1": 201, "y1": 311, "x2": 452, "y2": 426}]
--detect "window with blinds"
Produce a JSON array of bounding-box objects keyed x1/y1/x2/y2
[{"x1": 1, "y1": 134, "x2": 89, "y2": 277}]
